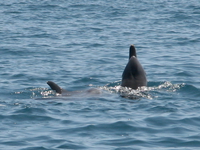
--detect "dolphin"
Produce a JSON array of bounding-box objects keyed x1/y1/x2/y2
[
  {"x1": 47, "y1": 81, "x2": 101, "y2": 96},
  {"x1": 121, "y1": 45, "x2": 147, "y2": 89}
]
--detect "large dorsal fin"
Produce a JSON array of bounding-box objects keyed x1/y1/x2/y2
[
  {"x1": 121, "y1": 45, "x2": 147, "y2": 89},
  {"x1": 47, "y1": 81, "x2": 62, "y2": 94},
  {"x1": 129, "y1": 45, "x2": 137, "y2": 59}
]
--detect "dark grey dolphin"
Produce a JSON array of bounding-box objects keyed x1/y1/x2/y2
[
  {"x1": 121, "y1": 45, "x2": 147, "y2": 89},
  {"x1": 47, "y1": 81, "x2": 101, "y2": 96}
]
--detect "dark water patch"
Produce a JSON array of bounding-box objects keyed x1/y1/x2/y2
[
  {"x1": 57, "y1": 141, "x2": 86, "y2": 149},
  {"x1": 19, "y1": 136, "x2": 67, "y2": 150},
  {"x1": 99, "y1": 137, "x2": 148, "y2": 147},
  {"x1": 60, "y1": 119, "x2": 74, "y2": 125},
  {"x1": 180, "y1": 117, "x2": 200, "y2": 127},
  {"x1": 175, "y1": 71, "x2": 194, "y2": 77},
  {"x1": 151, "y1": 136, "x2": 200, "y2": 148},
  {"x1": 163, "y1": 126, "x2": 192, "y2": 135},
  {"x1": 21, "y1": 147, "x2": 50, "y2": 150},
  {"x1": 187, "y1": 134, "x2": 200, "y2": 140},
  {"x1": 152, "y1": 137, "x2": 185, "y2": 147},
  {"x1": 145, "y1": 116, "x2": 176, "y2": 127},
  {"x1": 54, "y1": 120, "x2": 159, "y2": 138},
  {"x1": 0, "y1": 140, "x2": 28, "y2": 147},
  {"x1": 2, "y1": 114, "x2": 56, "y2": 122},
  {"x1": 14, "y1": 107, "x2": 47, "y2": 115},
  {"x1": 180, "y1": 140, "x2": 200, "y2": 147},
  {"x1": 147, "y1": 105, "x2": 178, "y2": 113}
]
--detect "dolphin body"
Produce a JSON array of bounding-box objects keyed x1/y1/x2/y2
[
  {"x1": 47, "y1": 81, "x2": 101, "y2": 96},
  {"x1": 121, "y1": 45, "x2": 147, "y2": 89}
]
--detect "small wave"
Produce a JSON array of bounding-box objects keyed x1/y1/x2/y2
[
  {"x1": 102, "y1": 81, "x2": 186, "y2": 100},
  {"x1": 147, "y1": 81, "x2": 185, "y2": 92},
  {"x1": 13, "y1": 87, "x2": 51, "y2": 99},
  {"x1": 178, "y1": 84, "x2": 200, "y2": 97}
]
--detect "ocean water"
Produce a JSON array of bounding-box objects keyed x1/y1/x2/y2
[{"x1": 1, "y1": 0, "x2": 200, "y2": 149}]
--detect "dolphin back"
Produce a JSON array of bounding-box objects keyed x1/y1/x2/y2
[{"x1": 121, "y1": 45, "x2": 147, "y2": 89}]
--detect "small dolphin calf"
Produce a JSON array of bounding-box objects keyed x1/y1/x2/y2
[
  {"x1": 47, "y1": 81, "x2": 101, "y2": 96},
  {"x1": 121, "y1": 45, "x2": 147, "y2": 89}
]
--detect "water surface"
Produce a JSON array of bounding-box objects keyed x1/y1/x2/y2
[{"x1": 1, "y1": 0, "x2": 200, "y2": 149}]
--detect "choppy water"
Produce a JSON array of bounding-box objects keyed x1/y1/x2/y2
[{"x1": 1, "y1": 0, "x2": 200, "y2": 149}]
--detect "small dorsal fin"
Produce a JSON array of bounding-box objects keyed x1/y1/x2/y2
[
  {"x1": 129, "y1": 45, "x2": 137, "y2": 59},
  {"x1": 47, "y1": 81, "x2": 62, "y2": 94}
]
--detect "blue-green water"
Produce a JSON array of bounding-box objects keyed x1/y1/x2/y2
[{"x1": 1, "y1": 0, "x2": 200, "y2": 149}]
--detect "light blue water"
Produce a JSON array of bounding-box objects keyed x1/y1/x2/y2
[{"x1": 1, "y1": 0, "x2": 200, "y2": 149}]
